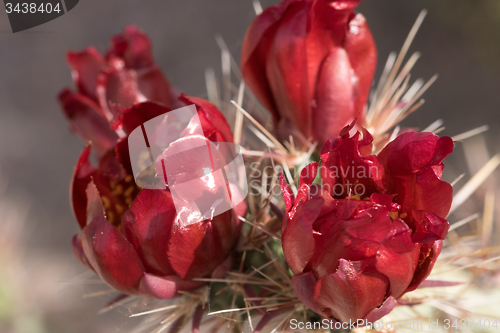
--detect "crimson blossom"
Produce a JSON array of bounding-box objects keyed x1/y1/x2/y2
[
  {"x1": 241, "y1": 0, "x2": 376, "y2": 146},
  {"x1": 60, "y1": 25, "x2": 180, "y2": 158},
  {"x1": 281, "y1": 124, "x2": 454, "y2": 322},
  {"x1": 60, "y1": 26, "x2": 243, "y2": 298}
]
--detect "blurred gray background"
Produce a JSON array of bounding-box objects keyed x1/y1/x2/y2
[{"x1": 0, "y1": 1, "x2": 499, "y2": 332}]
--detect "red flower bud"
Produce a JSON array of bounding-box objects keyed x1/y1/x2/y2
[
  {"x1": 241, "y1": 0, "x2": 376, "y2": 146},
  {"x1": 281, "y1": 126, "x2": 454, "y2": 322}
]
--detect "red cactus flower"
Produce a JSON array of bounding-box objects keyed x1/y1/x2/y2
[
  {"x1": 241, "y1": 0, "x2": 376, "y2": 146},
  {"x1": 281, "y1": 124, "x2": 454, "y2": 322},
  {"x1": 67, "y1": 96, "x2": 243, "y2": 298},
  {"x1": 60, "y1": 25, "x2": 179, "y2": 157}
]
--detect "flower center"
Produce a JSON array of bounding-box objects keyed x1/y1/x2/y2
[{"x1": 102, "y1": 175, "x2": 140, "y2": 226}]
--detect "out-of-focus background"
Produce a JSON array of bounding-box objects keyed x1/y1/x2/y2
[{"x1": 0, "y1": 1, "x2": 499, "y2": 332}]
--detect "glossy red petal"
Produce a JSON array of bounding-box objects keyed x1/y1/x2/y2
[
  {"x1": 67, "y1": 47, "x2": 106, "y2": 101},
  {"x1": 306, "y1": 0, "x2": 348, "y2": 94},
  {"x1": 138, "y1": 273, "x2": 204, "y2": 299},
  {"x1": 112, "y1": 101, "x2": 172, "y2": 135},
  {"x1": 71, "y1": 234, "x2": 93, "y2": 271},
  {"x1": 364, "y1": 296, "x2": 397, "y2": 323},
  {"x1": 308, "y1": 203, "x2": 390, "y2": 277},
  {"x1": 374, "y1": 230, "x2": 419, "y2": 297},
  {"x1": 59, "y1": 89, "x2": 118, "y2": 157},
  {"x1": 241, "y1": 0, "x2": 300, "y2": 120},
  {"x1": 405, "y1": 240, "x2": 443, "y2": 293},
  {"x1": 97, "y1": 66, "x2": 175, "y2": 122},
  {"x1": 180, "y1": 95, "x2": 234, "y2": 143},
  {"x1": 312, "y1": 47, "x2": 356, "y2": 146},
  {"x1": 310, "y1": 196, "x2": 372, "y2": 234},
  {"x1": 121, "y1": 189, "x2": 176, "y2": 276},
  {"x1": 411, "y1": 210, "x2": 450, "y2": 243},
  {"x1": 280, "y1": 174, "x2": 294, "y2": 213},
  {"x1": 290, "y1": 271, "x2": 322, "y2": 315},
  {"x1": 344, "y1": 13, "x2": 377, "y2": 118},
  {"x1": 168, "y1": 211, "x2": 235, "y2": 280},
  {"x1": 414, "y1": 167, "x2": 453, "y2": 219},
  {"x1": 265, "y1": 3, "x2": 312, "y2": 139},
  {"x1": 299, "y1": 161, "x2": 318, "y2": 189},
  {"x1": 167, "y1": 220, "x2": 214, "y2": 279},
  {"x1": 70, "y1": 145, "x2": 96, "y2": 229},
  {"x1": 370, "y1": 193, "x2": 400, "y2": 212},
  {"x1": 378, "y1": 132, "x2": 454, "y2": 175},
  {"x1": 85, "y1": 180, "x2": 106, "y2": 226},
  {"x1": 382, "y1": 218, "x2": 415, "y2": 254},
  {"x1": 390, "y1": 168, "x2": 453, "y2": 231},
  {"x1": 107, "y1": 25, "x2": 154, "y2": 70},
  {"x1": 136, "y1": 66, "x2": 176, "y2": 108},
  {"x1": 295, "y1": 162, "x2": 318, "y2": 204},
  {"x1": 81, "y1": 215, "x2": 144, "y2": 294},
  {"x1": 282, "y1": 196, "x2": 323, "y2": 274},
  {"x1": 313, "y1": 259, "x2": 388, "y2": 322},
  {"x1": 114, "y1": 137, "x2": 133, "y2": 176},
  {"x1": 359, "y1": 128, "x2": 374, "y2": 156},
  {"x1": 378, "y1": 133, "x2": 454, "y2": 220},
  {"x1": 96, "y1": 66, "x2": 144, "y2": 120},
  {"x1": 320, "y1": 131, "x2": 385, "y2": 199}
]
